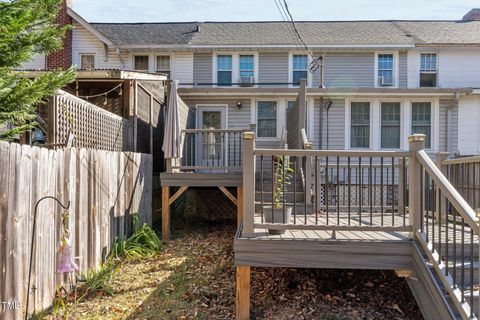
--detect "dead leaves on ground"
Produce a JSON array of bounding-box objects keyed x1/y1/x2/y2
[{"x1": 48, "y1": 225, "x2": 422, "y2": 319}]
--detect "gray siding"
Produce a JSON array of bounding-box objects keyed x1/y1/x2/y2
[
  {"x1": 439, "y1": 99, "x2": 458, "y2": 155},
  {"x1": 399, "y1": 52, "x2": 408, "y2": 88},
  {"x1": 314, "y1": 52, "x2": 374, "y2": 88},
  {"x1": 313, "y1": 99, "x2": 345, "y2": 150},
  {"x1": 258, "y1": 52, "x2": 289, "y2": 87},
  {"x1": 193, "y1": 53, "x2": 212, "y2": 84}
]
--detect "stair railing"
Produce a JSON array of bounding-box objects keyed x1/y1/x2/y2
[{"x1": 410, "y1": 134, "x2": 480, "y2": 320}]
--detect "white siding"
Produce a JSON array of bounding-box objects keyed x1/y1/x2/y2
[
  {"x1": 172, "y1": 53, "x2": 194, "y2": 84},
  {"x1": 21, "y1": 54, "x2": 46, "y2": 70},
  {"x1": 72, "y1": 22, "x2": 126, "y2": 69},
  {"x1": 458, "y1": 95, "x2": 480, "y2": 155},
  {"x1": 408, "y1": 48, "x2": 480, "y2": 88}
]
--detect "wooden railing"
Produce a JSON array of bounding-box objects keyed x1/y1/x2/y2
[
  {"x1": 242, "y1": 132, "x2": 411, "y2": 235},
  {"x1": 411, "y1": 138, "x2": 480, "y2": 320},
  {"x1": 240, "y1": 132, "x2": 480, "y2": 319},
  {"x1": 442, "y1": 156, "x2": 480, "y2": 212},
  {"x1": 169, "y1": 128, "x2": 247, "y2": 173},
  {"x1": 48, "y1": 90, "x2": 133, "y2": 151}
]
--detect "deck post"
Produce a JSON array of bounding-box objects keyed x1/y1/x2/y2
[
  {"x1": 242, "y1": 132, "x2": 255, "y2": 235},
  {"x1": 304, "y1": 142, "x2": 313, "y2": 205},
  {"x1": 162, "y1": 186, "x2": 170, "y2": 241},
  {"x1": 236, "y1": 266, "x2": 251, "y2": 320},
  {"x1": 237, "y1": 186, "x2": 244, "y2": 227},
  {"x1": 408, "y1": 134, "x2": 426, "y2": 237}
]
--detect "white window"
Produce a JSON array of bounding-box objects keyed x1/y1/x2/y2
[
  {"x1": 381, "y1": 102, "x2": 401, "y2": 149},
  {"x1": 420, "y1": 53, "x2": 437, "y2": 87},
  {"x1": 412, "y1": 102, "x2": 432, "y2": 149},
  {"x1": 257, "y1": 101, "x2": 277, "y2": 138},
  {"x1": 217, "y1": 55, "x2": 232, "y2": 86},
  {"x1": 378, "y1": 54, "x2": 394, "y2": 86},
  {"x1": 80, "y1": 54, "x2": 95, "y2": 70},
  {"x1": 134, "y1": 55, "x2": 149, "y2": 71},
  {"x1": 156, "y1": 55, "x2": 170, "y2": 78},
  {"x1": 292, "y1": 54, "x2": 308, "y2": 86},
  {"x1": 350, "y1": 102, "x2": 370, "y2": 148},
  {"x1": 239, "y1": 55, "x2": 254, "y2": 85}
]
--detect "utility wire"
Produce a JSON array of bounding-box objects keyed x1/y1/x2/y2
[{"x1": 273, "y1": 0, "x2": 323, "y2": 86}]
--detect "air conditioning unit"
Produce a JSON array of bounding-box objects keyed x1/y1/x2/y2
[
  {"x1": 239, "y1": 76, "x2": 254, "y2": 87},
  {"x1": 379, "y1": 76, "x2": 394, "y2": 86}
]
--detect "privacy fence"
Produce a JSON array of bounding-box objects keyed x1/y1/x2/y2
[{"x1": 0, "y1": 142, "x2": 152, "y2": 319}]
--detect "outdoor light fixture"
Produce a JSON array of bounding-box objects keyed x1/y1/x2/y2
[{"x1": 236, "y1": 101, "x2": 242, "y2": 109}]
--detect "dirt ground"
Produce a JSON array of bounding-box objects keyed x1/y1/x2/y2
[{"x1": 49, "y1": 223, "x2": 423, "y2": 319}]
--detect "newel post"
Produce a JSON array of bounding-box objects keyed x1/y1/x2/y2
[
  {"x1": 408, "y1": 134, "x2": 426, "y2": 237},
  {"x1": 242, "y1": 132, "x2": 256, "y2": 235}
]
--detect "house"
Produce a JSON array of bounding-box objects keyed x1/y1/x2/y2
[
  {"x1": 22, "y1": 2, "x2": 480, "y2": 319},
  {"x1": 23, "y1": 3, "x2": 480, "y2": 157}
]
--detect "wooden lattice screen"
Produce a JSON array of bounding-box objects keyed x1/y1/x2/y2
[{"x1": 48, "y1": 90, "x2": 133, "y2": 151}]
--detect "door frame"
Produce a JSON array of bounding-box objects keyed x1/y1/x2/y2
[{"x1": 195, "y1": 104, "x2": 229, "y2": 168}]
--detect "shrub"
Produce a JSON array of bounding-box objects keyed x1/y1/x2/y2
[{"x1": 109, "y1": 223, "x2": 162, "y2": 260}]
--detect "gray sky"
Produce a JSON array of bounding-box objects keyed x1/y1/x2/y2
[{"x1": 72, "y1": 0, "x2": 479, "y2": 23}]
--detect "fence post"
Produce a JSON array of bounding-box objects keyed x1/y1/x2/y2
[
  {"x1": 242, "y1": 132, "x2": 255, "y2": 236},
  {"x1": 408, "y1": 134, "x2": 426, "y2": 237}
]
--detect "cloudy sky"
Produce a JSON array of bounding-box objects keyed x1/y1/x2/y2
[{"x1": 72, "y1": 0, "x2": 478, "y2": 23}]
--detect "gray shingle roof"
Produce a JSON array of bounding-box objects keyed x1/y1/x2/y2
[{"x1": 89, "y1": 20, "x2": 480, "y2": 47}]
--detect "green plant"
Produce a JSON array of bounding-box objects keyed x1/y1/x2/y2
[
  {"x1": 109, "y1": 223, "x2": 162, "y2": 260},
  {"x1": 0, "y1": 0, "x2": 75, "y2": 139},
  {"x1": 51, "y1": 286, "x2": 69, "y2": 318},
  {"x1": 83, "y1": 262, "x2": 117, "y2": 296},
  {"x1": 28, "y1": 310, "x2": 47, "y2": 320},
  {"x1": 273, "y1": 155, "x2": 294, "y2": 208}
]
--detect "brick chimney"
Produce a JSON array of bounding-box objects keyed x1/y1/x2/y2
[
  {"x1": 462, "y1": 8, "x2": 480, "y2": 21},
  {"x1": 46, "y1": 0, "x2": 73, "y2": 70}
]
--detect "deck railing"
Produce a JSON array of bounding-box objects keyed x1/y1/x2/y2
[
  {"x1": 412, "y1": 141, "x2": 480, "y2": 320},
  {"x1": 242, "y1": 132, "x2": 411, "y2": 234},
  {"x1": 170, "y1": 128, "x2": 247, "y2": 172},
  {"x1": 241, "y1": 132, "x2": 480, "y2": 319},
  {"x1": 443, "y1": 156, "x2": 480, "y2": 211}
]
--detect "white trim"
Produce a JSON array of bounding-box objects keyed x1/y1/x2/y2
[
  {"x1": 212, "y1": 52, "x2": 259, "y2": 87},
  {"x1": 195, "y1": 104, "x2": 229, "y2": 129},
  {"x1": 79, "y1": 53, "x2": 96, "y2": 70},
  {"x1": 116, "y1": 44, "x2": 416, "y2": 49},
  {"x1": 253, "y1": 98, "x2": 283, "y2": 141},
  {"x1": 288, "y1": 52, "x2": 312, "y2": 88},
  {"x1": 345, "y1": 98, "x2": 439, "y2": 151},
  {"x1": 374, "y1": 51, "x2": 399, "y2": 88},
  {"x1": 132, "y1": 54, "x2": 150, "y2": 72},
  {"x1": 68, "y1": 8, "x2": 115, "y2": 47},
  {"x1": 154, "y1": 53, "x2": 173, "y2": 75},
  {"x1": 345, "y1": 99, "x2": 373, "y2": 150}
]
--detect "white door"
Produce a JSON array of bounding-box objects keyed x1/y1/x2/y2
[{"x1": 197, "y1": 107, "x2": 227, "y2": 168}]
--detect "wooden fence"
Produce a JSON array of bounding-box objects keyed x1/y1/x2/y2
[
  {"x1": 48, "y1": 90, "x2": 133, "y2": 151},
  {"x1": 0, "y1": 142, "x2": 152, "y2": 319}
]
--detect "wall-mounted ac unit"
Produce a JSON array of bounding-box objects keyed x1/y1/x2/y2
[
  {"x1": 379, "y1": 76, "x2": 394, "y2": 86},
  {"x1": 240, "y1": 76, "x2": 254, "y2": 87}
]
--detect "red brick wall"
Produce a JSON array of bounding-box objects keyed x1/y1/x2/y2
[{"x1": 46, "y1": 0, "x2": 73, "y2": 70}]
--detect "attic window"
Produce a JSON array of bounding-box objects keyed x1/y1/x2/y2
[
  {"x1": 80, "y1": 54, "x2": 95, "y2": 70},
  {"x1": 134, "y1": 55, "x2": 149, "y2": 71}
]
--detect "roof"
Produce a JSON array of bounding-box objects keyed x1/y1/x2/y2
[{"x1": 88, "y1": 20, "x2": 480, "y2": 48}]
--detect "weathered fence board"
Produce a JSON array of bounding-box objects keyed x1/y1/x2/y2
[{"x1": 0, "y1": 141, "x2": 152, "y2": 319}]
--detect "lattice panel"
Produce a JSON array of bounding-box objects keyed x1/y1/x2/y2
[{"x1": 51, "y1": 91, "x2": 133, "y2": 151}]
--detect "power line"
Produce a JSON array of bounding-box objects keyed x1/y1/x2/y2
[{"x1": 274, "y1": 0, "x2": 324, "y2": 87}]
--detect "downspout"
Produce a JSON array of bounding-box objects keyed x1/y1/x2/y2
[{"x1": 446, "y1": 92, "x2": 460, "y2": 156}]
